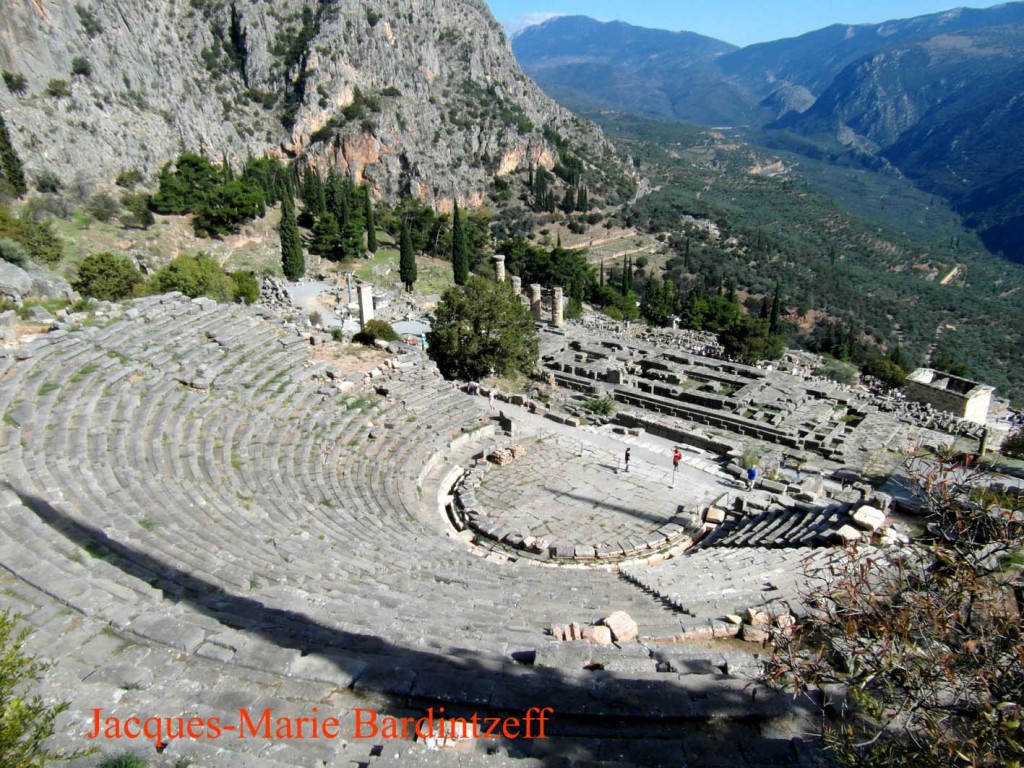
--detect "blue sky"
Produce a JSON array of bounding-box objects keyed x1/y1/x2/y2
[{"x1": 486, "y1": 1, "x2": 1011, "y2": 46}]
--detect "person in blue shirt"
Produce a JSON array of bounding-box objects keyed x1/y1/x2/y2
[{"x1": 746, "y1": 466, "x2": 758, "y2": 491}]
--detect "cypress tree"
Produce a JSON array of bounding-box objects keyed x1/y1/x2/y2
[
  {"x1": 769, "y1": 284, "x2": 782, "y2": 335},
  {"x1": 399, "y1": 219, "x2": 416, "y2": 291},
  {"x1": 364, "y1": 187, "x2": 377, "y2": 253},
  {"x1": 451, "y1": 201, "x2": 469, "y2": 286},
  {"x1": 0, "y1": 114, "x2": 27, "y2": 197},
  {"x1": 279, "y1": 194, "x2": 304, "y2": 280},
  {"x1": 312, "y1": 212, "x2": 341, "y2": 260},
  {"x1": 299, "y1": 167, "x2": 325, "y2": 227}
]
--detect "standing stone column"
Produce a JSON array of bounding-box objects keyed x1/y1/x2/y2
[
  {"x1": 494, "y1": 254, "x2": 506, "y2": 283},
  {"x1": 358, "y1": 285, "x2": 374, "y2": 327},
  {"x1": 510, "y1": 276, "x2": 522, "y2": 296},
  {"x1": 552, "y1": 286, "x2": 564, "y2": 327},
  {"x1": 530, "y1": 284, "x2": 543, "y2": 321}
]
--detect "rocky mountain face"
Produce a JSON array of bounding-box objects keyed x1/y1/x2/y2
[
  {"x1": 512, "y1": 4, "x2": 1024, "y2": 261},
  {"x1": 0, "y1": 0, "x2": 622, "y2": 208}
]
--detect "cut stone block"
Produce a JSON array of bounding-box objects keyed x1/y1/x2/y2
[
  {"x1": 852, "y1": 505, "x2": 885, "y2": 532},
  {"x1": 602, "y1": 611, "x2": 638, "y2": 643},
  {"x1": 581, "y1": 625, "x2": 612, "y2": 645}
]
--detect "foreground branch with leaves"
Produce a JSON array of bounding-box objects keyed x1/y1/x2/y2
[
  {"x1": 0, "y1": 611, "x2": 90, "y2": 767},
  {"x1": 768, "y1": 453, "x2": 1024, "y2": 767}
]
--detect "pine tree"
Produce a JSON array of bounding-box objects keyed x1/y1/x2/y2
[
  {"x1": 364, "y1": 187, "x2": 377, "y2": 253},
  {"x1": 399, "y1": 219, "x2": 416, "y2": 291},
  {"x1": 0, "y1": 114, "x2": 27, "y2": 197},
  {"x1": 279, "y1": 194, "x2": 304, "y2": 280},
  {"x1": 451, "y1": 201, "x2": 469, "y2": 286}
]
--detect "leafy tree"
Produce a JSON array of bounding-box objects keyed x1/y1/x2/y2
[
  {"x1": 279, "y1": 194, "x2": 304, "y2": 280},
  {"x1": 768, "y1": 453, "x2": 1024, "y2": 768},
  {"x1": 428, "y1": 276, "x2": 538, "y2": 380},
  {"x1": 0, "y1": 115, "x2": 27, "y2": 197},
  {"x1": 72, "y1": 252, "x2": 143, "y2": 301},
  {"x1": 398, "y1": 218, "x2": 416, "y2": 291},
  {"x1": 451, "y1": 201, "x2": 469, "y2": 286},
  {"x1": 148, "y1": 253, "x2": 233, "y2": 302},
  {"x1": 0, "y1": 610, "x2": 87, "y2": 767},
  {"x1": 861, "y1": 356, "x2": 907, "y2": 388},
  {"x1": 814, "y1": 357, "x2": 859, "y2": 385}
]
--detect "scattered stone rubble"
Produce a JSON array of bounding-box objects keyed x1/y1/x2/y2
[
  {"x1": 487, "y1": 443, "x2": 525, "y2": 465},
  {"x1": 258, "y1": 275, "x2": 297, "y2": 314},
  {"x1": 551, "y1": 611, "x2": 639, "y2": 644}
]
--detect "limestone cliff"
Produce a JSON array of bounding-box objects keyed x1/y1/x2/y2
[{"x1": 0, "y1": 0, "x2": 626, "y2": 206}]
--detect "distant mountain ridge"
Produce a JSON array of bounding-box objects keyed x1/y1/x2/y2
[{"x1": 512, "y1": 4, "x2": 1024, "y2": 261}]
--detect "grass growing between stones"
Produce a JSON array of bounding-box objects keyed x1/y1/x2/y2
[
  {"x1": 70, "y1": 363, "x2": 100, "y2": 382},
  {"x1": 38, "y1": 382, "x2": 60, "y2": 396}
]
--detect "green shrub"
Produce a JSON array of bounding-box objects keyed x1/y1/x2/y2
[
  {"x1": 86, "y1": 192, "x2": 119, "y2": 222},
  {"x1": 72, "y1": 252, "x2": 143, "y2": 301},
  {"x1": 45, "y1": 79, "x2": 71, "y2": 97},
  {"x1": 71, "y1": 56, "x2": 92, "y2": 77},
  {"x1": 814, "y1": 358, "x2": 858, "y2": 386},
  {"x1": 229, "y1": 270, "x2": 259, "y2": 305},
  {"x1": 0, "y1": 207, "x2": 64, "y2": 264},
  {"x1": 96, "y1": 754, "x2": 149, "y2": 768},
  {"x1": 583, "y1": 396, "x2": 614, "y2": 416},
  {"x1": 1, "y1": 71, "x2": 27, "y2": 94},
  {"x1": 353, "y1": 319, "x2": 398, "y2": 345},
  {"x1": 114, "y1": 168, "x2": 144, "y2": 189},
  {"x1": 148, "y1": 253, "x2": 233, "y2": 302},
  {"x1": 119, "y1": 193, "x2": 154, "y2": 230},
  {"x1": 861, "y1": 356, "x2": 906, "y2": 388},
  {"x1": 0, "y1": 236, "x2": 28, "y2": 267},
  {"x1": 75, "y1": 4, "x2": 103, "y2": 37},
  {"x1": 1002, "y1": 430, "x2": 1024, "y2": 459},
  {"x1": 35, "y1": 170, "x2": 62, "y2": 193}
]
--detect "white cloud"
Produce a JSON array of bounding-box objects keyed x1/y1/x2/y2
[{"x1": 505, "y1": 12, "x2": 564, "y2": 36}]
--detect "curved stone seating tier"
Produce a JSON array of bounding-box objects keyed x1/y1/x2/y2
[
  {"x1": 0, "y1": 295, "x2": 827, "y2": 765},
  {"x1": 452, "y1": 435, "x2": 705, "y2": 562},
  {"x1": 621, "y1": 546, "x2": 842, "y2": 635}
]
